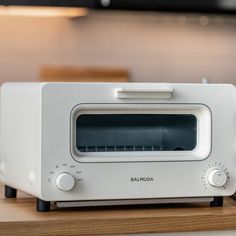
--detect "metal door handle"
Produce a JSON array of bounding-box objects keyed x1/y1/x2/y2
[{"x1": 116, "y1": 88, "x2": 174, "y2": 99}]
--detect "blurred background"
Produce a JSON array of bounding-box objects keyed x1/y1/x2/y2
[{"x1": 0, "y1": 0, "x2": 236, "y2": 84}]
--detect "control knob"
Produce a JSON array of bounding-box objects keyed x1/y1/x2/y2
[
  {"x1": 56, "y1": 172, "x2": 75, "y2": 191},
  {"x1": 207, "y1": 169, "x2": 227, "y2": 187}
]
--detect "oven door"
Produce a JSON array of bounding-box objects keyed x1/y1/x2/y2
[{"x1": 71, "y1": 104, "x2": 211, "y2": 162}]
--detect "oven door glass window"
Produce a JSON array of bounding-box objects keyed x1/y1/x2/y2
[{"x1": 75, "y1": 114, "x2": 197, "y2": 153}]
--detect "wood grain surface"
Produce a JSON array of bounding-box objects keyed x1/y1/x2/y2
[
  {"x1": 40, "y1": 65, "x2": 130, "y2": 82},
  {"x1": 1, "y1": 182, "x2": 236, "y2": 236}
]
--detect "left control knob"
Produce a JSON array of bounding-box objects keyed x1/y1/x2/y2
[{"x1": 55, "y1": 172, "x2": 75, "y2": 191}]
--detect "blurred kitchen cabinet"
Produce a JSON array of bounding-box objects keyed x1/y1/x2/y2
[{"x1": 40, "y1": 65, "x2": 130, "y2": 82}]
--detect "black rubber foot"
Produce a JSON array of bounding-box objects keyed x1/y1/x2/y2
[
  {"x1": 37, "y1": 198, "x2": 51, "y2": 212},
  {"x1": 210, "y1": 197, "x2": 223, "y2": 207},
  {"x1": 5, "y1": 185, "x2": 17, "y2": 198}
]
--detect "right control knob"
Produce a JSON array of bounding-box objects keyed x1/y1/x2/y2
[{"x1": 207, "y1": 169, "x2": 227, "y2": 187}]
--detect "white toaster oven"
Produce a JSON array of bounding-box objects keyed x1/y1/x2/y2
[{"x1": 1, "y1": 82, "x2": 236, "y2": 211}]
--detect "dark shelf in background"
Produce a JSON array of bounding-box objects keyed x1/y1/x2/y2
[
  {"x1": 1, "y1": 0, "x2": 236, "y2": 14},
  {"x1": 96, "y1": 0, "x2": 236, "y2": 14},
  {"x1": 0, "y1": 0, "x2": 95, "y2": 7}
]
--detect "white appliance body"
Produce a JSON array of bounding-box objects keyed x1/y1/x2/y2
[{"x1": 1, "y1": 82, "x2": 236, "y2": 204}]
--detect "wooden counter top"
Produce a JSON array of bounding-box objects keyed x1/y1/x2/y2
[{"x1": 1, "y1": 183, "x2": 236, "y2": 236}]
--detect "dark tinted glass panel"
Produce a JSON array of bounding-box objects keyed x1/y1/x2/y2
[{"x1": 76, "y1": 114, "x2": 197, "y2": 152}]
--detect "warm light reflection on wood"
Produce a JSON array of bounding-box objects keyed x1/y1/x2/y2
[{"x1": 0, "y1": 6, "x2": 88, "y2": 17}]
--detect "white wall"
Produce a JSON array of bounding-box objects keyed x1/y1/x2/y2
[{"x1": 0, "y1": 10, "x2": 236, "y2": 84}]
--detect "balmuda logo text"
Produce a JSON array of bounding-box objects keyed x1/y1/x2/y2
[{"x1": 130, "y1": 177, "x2": 154, "y2": 182}]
